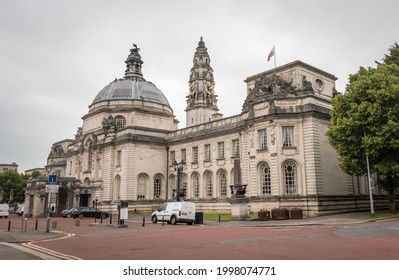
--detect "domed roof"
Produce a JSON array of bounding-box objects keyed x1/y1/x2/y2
[
  {"x1": 91, "y1": 44, "x2": 170, "y2": 108},
  {"x1": 92, "y1": 78, "x2": 170, "y2": 107}
]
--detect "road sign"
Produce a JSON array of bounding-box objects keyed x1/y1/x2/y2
[
  {"x1": 45, "y1": 185, "x2": 59, "y2": 193},
  {"x1": 120, "y1": 208, "x2": 128, "y2": 220},
  {"x1": 48, "y1": 175, "x2": 57, "y2": 183}
]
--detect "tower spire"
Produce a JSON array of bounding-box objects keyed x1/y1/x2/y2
[
  {"x1": 124, "y1": 43, "x2": 145, "y2": 80},
  {"x1": 185, "y1": 37, "x2": 221, "y2": 127}
]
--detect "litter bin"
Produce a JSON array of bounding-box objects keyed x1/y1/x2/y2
[{"x1": 195, "y1": 212, "x2": 203, "y2": 224}]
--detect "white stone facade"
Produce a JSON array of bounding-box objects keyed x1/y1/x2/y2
[{"x1": 25, "y1": 40, "x2": 380, "y2": 218}]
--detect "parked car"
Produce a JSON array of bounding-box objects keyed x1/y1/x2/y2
[
  {"x1": 16, "y1": 206, "x2": 24, "y2": 216},
  {"x1": 61, "y1": 207, "x2": 76, "y2": 218},
  {"x1": 151, "y1": 201, "x2": 196, "y2": 225},
  {"x1": 71, "y1": 207, "x2": 109, "y2": 219}
]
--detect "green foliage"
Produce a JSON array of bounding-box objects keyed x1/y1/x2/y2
[
  {"x1": 378, "y1": 42, "x2": 399, "y2": 66},
  {"x1": 328, "y1": 43, "x2": 399, "y2": 212},
  {"x1": 0, "y1": 170, "x2": 27, "y2": 203}
]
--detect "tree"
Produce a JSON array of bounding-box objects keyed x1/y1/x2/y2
[
  {"x1": 0, "y1": 170, "x2": 27, "y2": 203},
  {"x1": 328, "y1": 44, "x2": 399, "y2": 213},
  {"x1": 377, "y1": 42, "x2": 399, "y2": 66}
]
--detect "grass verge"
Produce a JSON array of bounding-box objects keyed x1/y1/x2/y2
[
  {"x1": 203, "y1": 213, "x2": 258, "y2": 220},
  {"x1": 357, "y1": 213, "x2": 399, "y2": 219}
]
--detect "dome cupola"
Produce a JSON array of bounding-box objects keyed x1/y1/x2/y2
[{"x1": 92, "y1": 44, "x2": 171, "y2": 108}]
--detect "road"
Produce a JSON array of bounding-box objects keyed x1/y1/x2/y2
[{"x1": 2, "y1": 215, "x2": 398, "y2": 260}]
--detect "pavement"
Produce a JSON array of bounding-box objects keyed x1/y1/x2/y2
[
  {"x1": 1, "y1": 211, "x2": 397, "y2": 244},
  {"x1": 1, "y1": 211, "x2": 398, "y2": 260}
]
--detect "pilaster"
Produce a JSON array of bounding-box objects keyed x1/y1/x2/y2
[{"x1": 302, "y1": 118, "x2": 322, "y2": 195}]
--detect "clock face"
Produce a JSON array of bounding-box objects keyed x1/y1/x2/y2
[
  {"x1": 189, "y1": 82, "x2": 197, "y2": 94},
  {"x1": 205, "y1": 82, "x2": 214, "y2": 94}
]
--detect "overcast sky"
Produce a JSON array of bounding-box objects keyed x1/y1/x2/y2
[{"x1": 1, "y1": 0, "x2": 398, "y2": 173}]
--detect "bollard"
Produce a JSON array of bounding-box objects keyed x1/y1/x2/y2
[
  {"x1": 24, "y1": 218, "x2": 28, "y2": 232},
  {"x1": 162, "y1": 216, "x2": 165, "y2": 226},
  {"x1": 45, "y1": 217, "x2": 50, "y2": 233},
  {"x1": 8, "y1": 220, "x2": 11, "y2": 232},
  {"x1": 35, "y1": 219, "x2": 38, "y2": 231},
  {"x1": 219, "y1": 214, "x2": 221, "y2": 223},
  {"x1": 21, "y1": 217, "x2": 24, "y2": 232},
  {"x1": 142, "y1": 216, "x2": 145, "y2": 227},
  {"x1": 75, "y1": 219, "x2": 80, "y2": 227},
  {"x1": 110, "y1": 214, "x2": 112, "y2": 225},
  {"x1": 100, "y1": 215, "x2": 103, "y2": 224},
  {"x1": 51, "y1": 220, "x2": 57, "y2": 230}
]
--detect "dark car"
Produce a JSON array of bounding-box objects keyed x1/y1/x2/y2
[
  {"x1": 17, "y1": 207, "x2": 24, "y2": 216},
  {"x1": 61, "y1": 207, "x2": 77, "y2": 218},
  {"x1": 71, "y1": 207, "x2": 109, "y2": 219}
]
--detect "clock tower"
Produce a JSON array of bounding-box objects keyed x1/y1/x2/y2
[{"x1": 186, "y1": 37, "x2": 222, "y2": 127}]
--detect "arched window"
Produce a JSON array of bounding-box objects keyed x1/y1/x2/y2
[
  {"x1": 283, "y1": 161, "x2": 297, "y2": 194},
  {"x1": 182, "y1": 173, "x2": 188, "y2": 198},
  {"x1": 115, "y1": 115, "x2": 126, "y2": 129},
  {"x1": 114, "y1": 175, "x2": 121, "y2": 201},
  {"x1": 219, "y1": 170, "x2": 227, "y2": 197},
  {"x1": 260, "y1": 163, "x2": 271, "y2": 195},
  {"x1": 137, "y1": 174, "x2": 147, "y2": 199},
  {"x1": 153, "y1": 175, "x2": 162, "y2": 199},
  {"x1": 193, "y1": 173, "x2": 200, "y2": 198},
  {"x1": 205, "y1": 172, "x2": 213, "y2": 198}
]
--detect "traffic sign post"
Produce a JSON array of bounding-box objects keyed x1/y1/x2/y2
[
  {"x1": 46, "y1": 175, "x2": 59, "y2": 233},
  {"x1": 48, "y1": 175, "x2": 57, "y2": 184}
]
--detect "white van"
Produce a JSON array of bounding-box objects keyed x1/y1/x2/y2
[
  {"x1": 0, "y1": 204, "x2": 9, "y2": 218},
  {"x1": 151, "y1": 201, "x2": 196, "y2": 225}
]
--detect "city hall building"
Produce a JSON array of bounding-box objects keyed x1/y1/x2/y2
[{"x1": 25, "y1": 38, "x2": 377, "y2": 217}]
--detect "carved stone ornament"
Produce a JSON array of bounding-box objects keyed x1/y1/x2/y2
[
  {"x1": 75, "y1": 127, "x2": 83, "y2": 141},
  {"x1": 49, "y1": 145, "x2": 65, "y2": 157},
  {"x1": 102, "y1": 115, "x2": 116, "y2": 133},
  {"x1": 301, "y1": 75, "x2": 314, "y2": 94},
  {"x1": 242, "y1": 74, "x2": 296, "y2": 113}
]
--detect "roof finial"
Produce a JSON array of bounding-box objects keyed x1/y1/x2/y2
[
  {"x1": 198, "y1": 36, "x2": 205, "y2": 48},
  {"x1": 131, "y1": 43, "x2": 140, "y2": 53},
  {"x1": 125, "y1": 43, "x2": 144, "y2": 80}
]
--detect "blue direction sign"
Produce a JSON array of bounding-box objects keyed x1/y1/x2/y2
[{"x1": 48, "y1": 175, "x2": 57, "y2": 184}]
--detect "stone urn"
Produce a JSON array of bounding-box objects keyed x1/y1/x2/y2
[
  {"x1": 290, "y1": 208, "x2": 303, "y2": 219},
  {"x1": 258, "y1": 210, "x2": 270, "y2": 221},
  {"x1": 271, "y1": 208, "x2": 289, "y2": 220}
]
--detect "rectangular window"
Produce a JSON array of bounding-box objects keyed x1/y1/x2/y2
[
  {"x1": 170, "y1": 151, "x2": 176, "y2": 165},
  {"x1": 181, "y1": 149, "x2": 186, "y2": 163},
  {"x1": 116, "y1": 150, "x2": 122, "y2": 167},
  {"x1": 232, "y1": 139, "x2": 240, "y2": 157},
  {"x1": 282, "y1": 126, "x2": 294, "y2": 147},
  {"x1": 218, "y1": 142, "x2": 225, "y2": 159},
  {"x1": 204, "y1": 144, "x2": 211, "y2": 161},
  {"x1": 192, "y1": 146, "x2": 198, "y2": 163},
  {"x1": 258, "y1": 129, "x2": 267, "y2": 150}
]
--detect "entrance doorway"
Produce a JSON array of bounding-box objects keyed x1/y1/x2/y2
[{"x1": 80, "y1": 194, "x2": 90, "y2": 207}]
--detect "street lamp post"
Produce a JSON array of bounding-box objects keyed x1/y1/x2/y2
[
  {"x1": 365, "y1": 138, "x2": 375, "y2": 217},
  {"x1": 172, "y1": 160, "x2": 186, "y2": 202},
  {"x1": 361, "y1": 95, "x2": 375, "y2": 217}
]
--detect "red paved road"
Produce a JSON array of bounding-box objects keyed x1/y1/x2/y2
[{"x1": 11, "y1": 216, "x2": 399, "y2": 260}]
